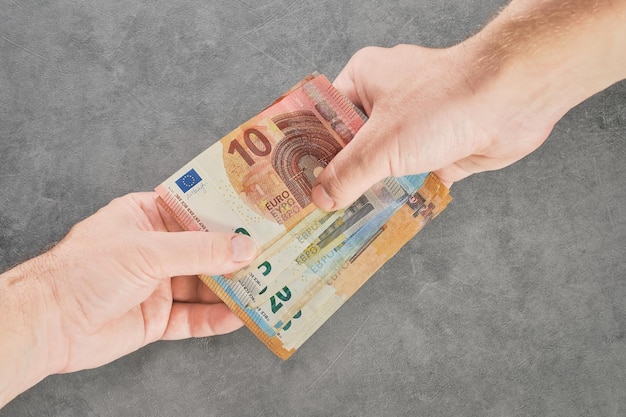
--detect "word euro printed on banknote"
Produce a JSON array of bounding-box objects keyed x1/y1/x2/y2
[{"x1": 155, "y1": 74, "x2": 451, "y2": 359}]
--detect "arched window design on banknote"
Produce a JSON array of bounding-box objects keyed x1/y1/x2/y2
[{"x1": 271, "y1": 110, "x2": 342, "y2": 208}]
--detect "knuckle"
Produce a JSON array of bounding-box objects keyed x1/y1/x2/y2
[
  {"x1": 125, "y1": 234, "x2": 161, "y2": 278},
  {"x1": 322, "y1": 160, "x2": 347, "y2": 200},
  {"x1": 386, "y1": 132, "x2": 407, "y2": 178},
  {"x1": 201, "y1": 233, "x2": 233, "y2": 272},
  {"x1": 353, "y1": 45, "x2": 386, "y2": 64}
]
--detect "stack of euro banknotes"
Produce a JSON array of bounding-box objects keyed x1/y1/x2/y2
[{"x1": 156, "y1": 74, "x2": 451, "y2": 359}]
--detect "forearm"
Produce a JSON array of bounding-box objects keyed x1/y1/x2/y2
[
  {"x1": 0, "y1": 256, "x2": 65, "y2": 408},
  {"x1": 465, "y1": 0, "x2": 626, "y2": 124}
]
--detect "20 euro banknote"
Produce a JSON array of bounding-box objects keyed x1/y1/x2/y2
[{"x1": 155, "y1": 74, "x2": 451, "y2": 359}]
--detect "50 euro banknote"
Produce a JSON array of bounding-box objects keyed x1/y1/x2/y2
[{"x1": 155, "y1": 74, "x2": 451, "y2": 359}]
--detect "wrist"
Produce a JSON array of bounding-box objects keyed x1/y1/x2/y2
[
  {"x1": 459, "y1": 1, "x2": 626, "y2": 128},
  {"x1": 0, "y1": 254, "x2": 67, "y2": 408}
]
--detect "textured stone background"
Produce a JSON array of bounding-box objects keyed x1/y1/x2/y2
[{"x1": 1, "y1": 1, "x2": 625, "y2": 416}]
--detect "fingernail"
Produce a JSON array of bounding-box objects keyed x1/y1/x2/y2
[
  {"x1": 312, "y1": 184, "x2": 335, "y2": 211},
  {"x1": 231, "y1": 235, "x2": 257, "y2": 262}
]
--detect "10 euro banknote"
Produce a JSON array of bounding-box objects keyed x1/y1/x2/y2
[{"x1": 155, "y1": 74, "x2": 451, "y2": 359}]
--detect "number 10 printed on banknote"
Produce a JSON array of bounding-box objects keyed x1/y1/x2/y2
[{"x1": 156, "y1": 74, "x2": 452, "y2": 359}]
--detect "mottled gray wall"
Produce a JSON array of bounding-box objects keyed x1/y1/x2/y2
[{"x1": 1, "y1": 1, "x2": 625, "y2": 416}]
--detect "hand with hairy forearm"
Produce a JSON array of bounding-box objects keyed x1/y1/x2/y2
[
  {"x1": 0, "y1": 192, "x2": 257, "y2": 408},
  {"x1": 312, "y1": 0, "x2": 626, "y2": 211}
]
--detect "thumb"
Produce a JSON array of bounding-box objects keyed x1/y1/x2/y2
[
  {"x1": 145, "y1": 231, "x2": 258, "y2": 278},
  {"x1": 312, "y1": 115, "x2": 391, "y2": 211}
]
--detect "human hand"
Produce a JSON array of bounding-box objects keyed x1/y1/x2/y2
[
  {"x1": 1, "y1": 192, "x2": 257, "y2": 405},
  {"x1": 313, "y1": 0, "x2": 626, "y2": 212},
  {"x1": 311, "y1": 43, "x2": 558, "y2": 211},
  {"x1": 48, "y1": 192, "x2": 258, "y2": 371}
]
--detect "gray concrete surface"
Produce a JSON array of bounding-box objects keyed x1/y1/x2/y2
[{"x1": 1, "y1": 1, "x2": 625, "y2": 416}]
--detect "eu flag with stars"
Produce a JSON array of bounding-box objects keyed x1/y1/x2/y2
[{"x1": 175, "y1": 168, "x2": 202, "y2": 193}]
